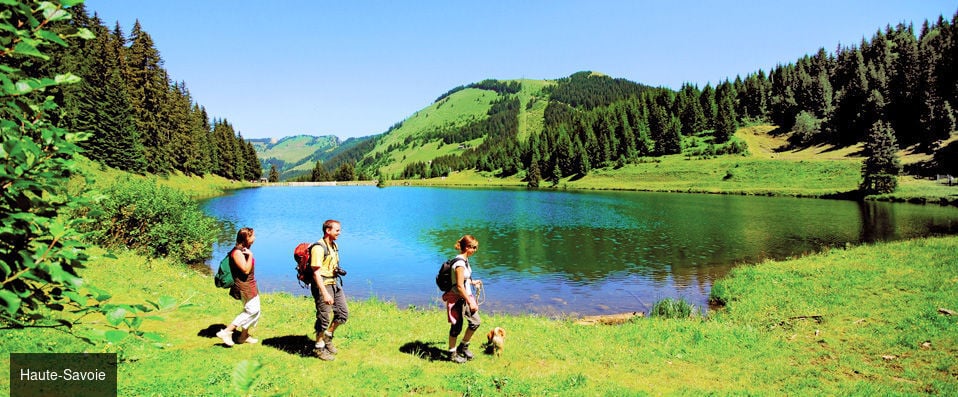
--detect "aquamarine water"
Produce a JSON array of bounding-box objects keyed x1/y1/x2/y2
[{"x1": 201, "y1": 186, "x2": 958, "y2": 316}]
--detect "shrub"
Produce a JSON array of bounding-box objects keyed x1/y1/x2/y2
[{"x1": 88, "y1": 176, "x2": 218, "y2": 265}]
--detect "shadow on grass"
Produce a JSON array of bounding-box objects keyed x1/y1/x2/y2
[
  {"x1": 198, "y1": 323, "x2": 236, "y2": 347},
  {"x1": 261, "y1": 335, "x2": 316, "y2": 357},
  {"x1": 399, "y1": 340, "x2": 450, "y2": 362},
  {"x1": 198, "y1": 324, "x2": 227, "y2": 338}
]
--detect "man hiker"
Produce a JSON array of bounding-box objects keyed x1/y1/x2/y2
[{"x1": 310, "y1": 219, "x2": 349, "y2": 361}]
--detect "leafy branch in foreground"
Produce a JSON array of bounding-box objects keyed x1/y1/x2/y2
[{"x1": 0, "y1": 0, "x2": 175, "y2": 345}]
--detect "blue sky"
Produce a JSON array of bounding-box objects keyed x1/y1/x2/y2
[{"x1": 84, "y1": 1, "x2": 956, "y2": 140}]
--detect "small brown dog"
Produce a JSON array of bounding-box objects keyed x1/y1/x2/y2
[{"x1": 486, "y1": 326, "x2": 506, "y2": 356}]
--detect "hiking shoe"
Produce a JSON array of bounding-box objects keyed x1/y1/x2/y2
[
  {"x1": 216, "y1": 329, "x2": 234, "y2": 346},
  {"x1": 449, "y1": 351, "x2": 467, "y2": 364},
  {"x1": 456, "y1": 342, "x2": 474, "y2": 360},
  {"x1": 314, "y1": 347, "x2": 336, "y2": 361},
  {"x1": 322, "y1": 333, "x2": 337, "y2": 354}
]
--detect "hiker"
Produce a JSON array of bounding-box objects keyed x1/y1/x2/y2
[
  {"x1": 217, "y1": 227, "x2": 260, "y2": 346},
  {"x1": 310, "y1": 219, "x2": 349, "y2": 361},
  {"x1": 442, "y1": 235, "x2": 483, "y2": 363}
]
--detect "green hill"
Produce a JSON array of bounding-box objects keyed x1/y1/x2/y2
[{"x1": 251, "y1": 135, "x2": 340, "y2": 180}]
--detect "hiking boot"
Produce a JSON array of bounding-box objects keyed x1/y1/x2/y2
[
  {"x1": 322, "y1": 333, "x2": 337, "y2": 354},
  {"x1": 456, "y1": 342, "x2": 474, "y2": 360},
  {"x1": 216, "y1": 329, "x2": 234, "y2": 346},
  {"x1": 314, "y1": 347, "x2": 335, "y2": 361},
  {"x1": 449, "y1": 351, "x2": 467, "y2": 364}
]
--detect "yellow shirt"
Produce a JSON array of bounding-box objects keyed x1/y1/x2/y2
[{"x1": 309, "y1": 240, "x2": 339, "y2": 285}]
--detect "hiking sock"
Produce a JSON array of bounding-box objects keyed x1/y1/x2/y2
[{"x1": 323, "y1": 331, "x2": 337, "y2": 354}]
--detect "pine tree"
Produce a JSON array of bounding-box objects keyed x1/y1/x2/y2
[
  {"x1": 860, "y1": 121, "x2": 902, "y2": 194},
  {"x1": 268, "y1": 164, "x2": 280, "y2": 182},
  {"x1": 714, "y1": 81, "x2": 738, "y2": 143},
  {"x1": 126, "y1": 21, "x2": 173, "y2": 173},
  {"x1": 526, "y1": 155, "x2": 541, "y2": 188},
  {"x1": 72, "y1": 19, "x2": 146, "y2": 172},
  {"x1": 699, "y1": 84, "x2": 717, "y2": 130}
]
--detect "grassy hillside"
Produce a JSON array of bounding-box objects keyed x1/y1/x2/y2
[
  {"x1": 252, "y1": 135, "x2": 339, "y2": 179},
  {"x1": 363, "y1": 79, "x2": 556, "y2": 177},
  {"x1": 393, "y1": 124, "x2": 958, "y2": 205}
]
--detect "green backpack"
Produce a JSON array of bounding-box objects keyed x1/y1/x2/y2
[{"x1": 214, "y1": 250, "x2": 235, "y2": 289}]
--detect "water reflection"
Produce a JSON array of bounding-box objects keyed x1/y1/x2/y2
[{"x1": 201, "y1": 186, "x2": 958, "y2": 316}]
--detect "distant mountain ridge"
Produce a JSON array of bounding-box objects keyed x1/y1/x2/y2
[{"x1": 249, "y1": 135, "x2": 339, "y2": 179}]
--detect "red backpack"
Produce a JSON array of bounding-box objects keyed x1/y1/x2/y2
[{"x1": 293, "y1": 242, "x2": 327, "y2": 288}]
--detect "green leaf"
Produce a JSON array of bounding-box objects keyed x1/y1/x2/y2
[
  {"x1": 0, "y1": 290, "x2": 21, "y2": 315},
  {"x1": 36, "y1": 30, "x2": 66, "y2": 47},
  {"x1": 105, "y1": 306, "x2": 128, "y2": 326},
  {"x1": 104, "y1": 330, "x2": 128, "y2": 343},
  {"x1": 74, "y1": 27, "x2": 95, "y2": 40},
  {"x1": 142, "y1": 332, "x2": 165, "y2": 343},
  {"x1": 13, "y1": 41, "x2": 48, "y2": 60},
  {"x1": 232, "y1": 360, "x2": 262, "y2": 394},
  {"x1": 54, "y1": 73, "x2": 81, "y2": 85},
  {"x1": 157, "y1": 296, "x2": 177, "y2": 310}
]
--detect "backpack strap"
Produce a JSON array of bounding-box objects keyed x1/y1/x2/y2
[
  {"x1": 311, "y1": 240, "x2": 335, "y2": 279},
  {"x1": 449, "y1": 257, "x2": 468, "y2": 290}
]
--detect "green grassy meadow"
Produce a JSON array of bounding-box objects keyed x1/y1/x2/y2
[{"x1": 2, "y1": 236, "x2": 955, "y2": 395}]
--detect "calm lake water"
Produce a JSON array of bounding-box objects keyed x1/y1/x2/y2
[{"x1": 201, "y1": 186, "x2": 958, "y2": 316}]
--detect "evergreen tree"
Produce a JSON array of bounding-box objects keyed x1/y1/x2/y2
[
  {"x1": 660, "y1": 115, "x2": 683, "y2": 154},
  {"x1": 242, "y1": 138, "x2": 261, "y2": 181},
  {"x1": 860, "y1": 121, "x2": 902, "y2": 194},
  {"x1": 334, "y1": 162, "x2": 356, "y2": 181},
  {"x1": 699, "y1": 84, "x2": 717, "y2": 130},
  {"x1": 830, "y1": 47, "x2": 871, "y2": 145},
  {"x1": 714, "y1": 82, "x2": 738, "y2": 143},
  {"x1": 677, "y1": 83, "x2": 706, "y2": 135},
  {"x1": 126, "y1": 21, "x2": 173, "y2": 173},
  {"x1": 887, "y1": 23, "x2": 922, "y2": 146},
  {"x1": 312, "y1": 161, "x2": 332, "y2": 181},
  {"x1": 919, "y1": 98, "x2": 956, "y2": 151},
  {"x1": 526, "y1": 155, "x2": 541, "y2": 188},
  {"x1": 268, "y1": 164, "x2": 280, "y2": 182},
  {"x1": 72, "y1": 19, "x2": 146, "y2": 172},
  {"x1": 189, "y1": 104, "x2": 213, "y2": 175}
]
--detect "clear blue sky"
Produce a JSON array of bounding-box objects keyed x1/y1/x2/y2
[{"x1": 84, "y1": 0, "x2": 956, "y2": 140}]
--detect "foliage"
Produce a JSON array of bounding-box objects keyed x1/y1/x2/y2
[
  {"x1": 85, "y1": 176, "x2": 218, "y2": 265},
  {"x1": 649, "y1": 298, "x2": 697, "y2": 319},
  {"x1": 0, "y1": 0, "x2": 176, "y2": 343},
  {"x1": 860, "y1": 121, "x2": 902, "y2": 194},
  {"x1": 789, "y1": 110, "x2": 822, "y2": 146}
]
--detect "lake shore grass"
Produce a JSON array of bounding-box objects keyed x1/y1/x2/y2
[{"x1": 1, "y1": 236, "x2": 955, "y2": 395}]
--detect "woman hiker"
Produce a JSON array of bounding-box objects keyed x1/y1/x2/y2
[
  {"x1": 217, "y1": 227, "x2": 261, "y2": 346},
  {"x1": 442, "y1": 235, "x2": 483, "y2": 363}
]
